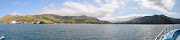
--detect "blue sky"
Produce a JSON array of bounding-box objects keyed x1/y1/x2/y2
[{"x1": 0, "y1": 0, "x2": 179, "y2": 22}]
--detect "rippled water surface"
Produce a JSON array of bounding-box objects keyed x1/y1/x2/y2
[{"x1": 0, "y1": 24, "x2": 179, "y2": 40}]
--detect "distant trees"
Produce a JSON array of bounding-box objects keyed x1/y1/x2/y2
[{"x1": 0, "y1": 14, "x2": 111, "y2": 24}]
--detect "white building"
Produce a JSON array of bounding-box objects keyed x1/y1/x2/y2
[
  {"x1": 12, "y1": 21, "x2": 17, "y2": 24},
  {"x1": 17, "y1": 21, "x2": 22, "y2": 24}
]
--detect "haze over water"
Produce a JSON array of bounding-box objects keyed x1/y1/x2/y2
[{"x1": 0, "y1": 24, "x2": 179, "y2": 40}]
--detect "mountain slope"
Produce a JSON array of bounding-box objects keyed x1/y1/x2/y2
[
  {"x1": 0, "y1": 15, "x2": 20, "y2": 23},
  {"x1": 12, "y1": 16, "x2": 54, "y2": 24},
  {"x1": 118, "y1": 15, "x2": 177, "y2": 24},
  {"x1": 33, "y1": 14, "x2": 110, "y2": 24},
  {"x1": 0, "y1": 14, "x2": 111, "y2": 24}
]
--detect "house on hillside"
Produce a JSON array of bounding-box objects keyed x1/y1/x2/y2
[
  {"x1": 11, "y1": 21, "x2": 17, "y2": 24},
  {"x1": 11, "y1": 21, "x2": 22, "y2": 24},
  {"x1": 17, "y1": 21, "x2": 22, "y2": 24}
]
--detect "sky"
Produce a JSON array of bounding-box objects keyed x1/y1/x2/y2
[{"x1": 0, "y1": 0, "x2": 180, "y2": 22}]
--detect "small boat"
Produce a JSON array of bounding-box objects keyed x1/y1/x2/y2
[
  {"x1": 0, "y1": 36, "x2": 4, "y2": 40},
  {"x1": 163, "y1": 29, "x2": 180, "y2": 40}
]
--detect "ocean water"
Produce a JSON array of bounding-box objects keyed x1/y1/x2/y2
[{"x1": 0, "y1": 24, "x2": 179, "y2": 40}]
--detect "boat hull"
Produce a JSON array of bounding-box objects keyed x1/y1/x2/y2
[{"x1": 163, "y1": 29, "x2": 180, "y2": 40}]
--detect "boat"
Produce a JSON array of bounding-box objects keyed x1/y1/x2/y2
[
  {"x1": 0, "y1": 36, "x2": 4, "y2": 40},
  {"x1": 162, "y1": 29, "x2": 180, "y2": 40},
  {"x1": 155, "y1": 25, "x2": 179, "y2": 40}
]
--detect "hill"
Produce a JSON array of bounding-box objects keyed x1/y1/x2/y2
[
  {"x1": 117, "y1": 14, "x2": 180, "y2": 24},
  {"x1": 0, "y1": 14, "x2": 111, "y2": 24},
  {"x1": 0, "y1": 15, "x2": 20, "y2": 23}
]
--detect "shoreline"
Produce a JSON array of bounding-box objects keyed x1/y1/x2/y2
[{"x1": 0, "y1": 23, "x2": 179, "y2": 24}]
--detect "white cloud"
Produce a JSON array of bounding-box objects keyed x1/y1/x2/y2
[
  {"x1": 95, "y1": 0, "x2": 103, "y2": 3},
  {"x1": 134, "y1": 0, "x2": 139, "y2": 1},
  {"x1": 10, "y1": 11, "x2": 27, "y2": 16},
  {"x1": 98, "y1": 14, "x2": 151, "y2": 22},
  {"x1": 49, "y1": 3, "x2": 55, "y2": 7},
  {"x1": 136, "y1": 0, "x2": 176, "y2": 15},
  {"x1": 120, "y1": 1, "x2": 126, "y2": 5},
  {"x1": 35, "y1": 0, "x2": 120, "y2": 18},
  {"x1": 34, "y1": 0, "x2": 150, "y2": 22}
]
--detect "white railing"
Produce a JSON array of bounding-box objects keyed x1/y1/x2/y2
[
  {"x1": 154, "y1": 26, "x2": 168, "y2": 40},
  {"x1": 155, "y1": 25, "x2": 174, "y2": 40}
]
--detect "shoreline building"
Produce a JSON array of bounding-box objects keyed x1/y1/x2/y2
[{"x1": 11, "y1": 21, "x2": 17, "y2": 24}]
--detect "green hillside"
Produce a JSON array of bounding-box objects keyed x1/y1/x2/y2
[
  {"x1": 0, "y1": 14, "x2": 111, "y2": 24},
  {"x1": 118, "y1": 14, "x2": 179, "y2": 24},
  {"x1": 0, "y1": 15, "x2": 20, "y2": 23},
  {"x1": 33, "y1": 14, "x2": 110, "y2": 24},
  {"x1": 12, "y1": 16, "x2": 54, "y2": 24}
]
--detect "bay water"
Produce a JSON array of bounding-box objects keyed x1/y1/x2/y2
[{"x1": 0, "y1": 24, "x2": 179, "y2": 40}]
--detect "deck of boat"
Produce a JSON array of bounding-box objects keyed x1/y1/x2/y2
[{"x1": 155, "y1": 25, "x2": 175, "y2": 40}]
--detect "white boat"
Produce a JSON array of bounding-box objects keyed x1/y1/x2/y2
[
  {"x1": 163, "y1": 29, "x2": 180, "y2": 40},
  {"x1": 0, "y1": 36, "x2": 4, "y2": 40},
  {"x1": 155, "y1": 25, "x2": 177, "y2": 40}
]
